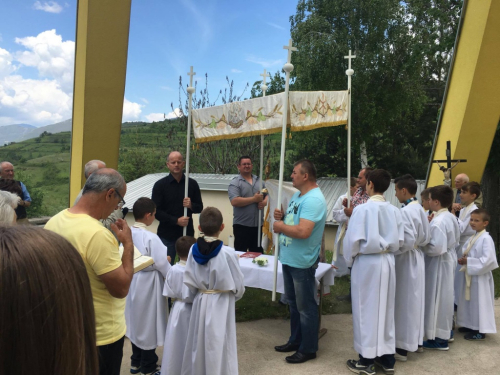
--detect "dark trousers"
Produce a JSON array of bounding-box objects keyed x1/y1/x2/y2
[
  {"x1": 98, "y1": 336, "x2": 124, "y2": 375},
  {"x1": 233, "y1": 224, "x2": 262, "y2": 252},
  {"x1": 131, "y1": 342, "x2": 158, "y2": 374},
  {"x1": 359, "y1": 354, "x2": 396, "y2": 368},
  {"x1": 282, "y1": 263, "x2": 319, "y2": 354},
  {"x1": 160, "y1": 237, "x2": 177, "y2": 265}
]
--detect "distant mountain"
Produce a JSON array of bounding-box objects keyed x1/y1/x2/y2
[
  {"x1": 19, "y1": 119, "x2": 72, "y2": 141},
  {"x1": 0, "y1": 124, "x2": 36, "y2": 145}
]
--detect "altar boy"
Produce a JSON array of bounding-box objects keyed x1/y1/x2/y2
[
  {"x1": 393, "y1": 175, "x2": 430, "y2": 361},
  {"x1": 344, "y1": 169, "x2": 404, "y2": 375},
  {"x1": 181, "y1": 207, "x2": 245, "y2": 375},
  {"x1": 422, "y1": 185, "x2": 459, "y2": 351},
  {"x1": 161, "y1": 236, "x2": 197, "y2": 375},
  {"x1": 125, "y1": 198, "x2": 171, "y2": 375},
  {"x1": 453, "y1": 182, "x2": 480, "y2": 305},
  {"x1": 456, "y1": 209, "x2": 498, "y2": 340}
]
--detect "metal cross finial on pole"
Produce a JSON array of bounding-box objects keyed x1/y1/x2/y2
[
  {"x1": 184, "y1": 66, "x2": 196, "y2": 236},
  {"x1": 344, "y1": 50, "x2": 356, "y2": 208},
  {"x1": 258, "y1": 68, "x2": 271, "y2": 251},
  {"x1": 272, "y1": 39, "x2": 298, "y2": 302},
  {"x1": 284, "y1": 39, "x2": 298, "y2": 65}
]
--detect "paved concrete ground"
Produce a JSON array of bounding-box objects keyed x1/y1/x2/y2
[{"x1": 121, "y1": 299, "x2": 500, "y2": 374}]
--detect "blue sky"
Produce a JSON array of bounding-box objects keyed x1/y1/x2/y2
[{"x1": 0, "y1": 0, "x2": 297, "y2": 127}]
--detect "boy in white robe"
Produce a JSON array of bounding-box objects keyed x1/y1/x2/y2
[
  {"x1": 456, "y1": 209, "x2": 498, "y2": 340},
  {"x1": 453, "y1": 182, "x2": 479, "y2": 306},
  {"x1": 181, "y1": 207, "x2": 245, "y2": 375},
  {"x1": 344, "y1": 169, "x2": 404, "y2": 375},
  {"x1": 161, "y1": 236, "x2": 197, "y2": 375},
  {"x1": 125, "y1": 198, "x2": 171, "y2": 375},
  {"x1": 422, "y1": 185, "x2": 460, "y2": 351},
  {"x1": 331, "y1": 177, "x2": 358, "y2": 277},
  {"x1": 420, "y1": 188, "x2": 433, "y2": 221},
  {"x1": 393, "y1": 175, "x2": 430, "y2": 362}
]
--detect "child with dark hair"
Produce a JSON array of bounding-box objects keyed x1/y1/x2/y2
[
  {"x1": 453, "y1": 182, "x2": 480, "y2": 306},
  {"x1": 344, "y1": 169, "x2": 404, "y2": 375},
  {"x1": 420, "y1": 188, "x2": 433, "y2": 221},
  {"x1": 393, "y1": 174, "x2": 430, "y2": 361},
  {"x1": 456, "y1": 209, "x2": 498, "y2": 340},
  {"x1": 422, "y1": 185, "x2": 460, "y2": 351},
  {"x1": 161, "y1": 236, "x2": 197, "y2": 375},
  {"x1": 182, "y1": 207, "x2": 245, "y2": 375},
  {"x1": 126, "y1": 197, "x2": 171, "y2": 375}
]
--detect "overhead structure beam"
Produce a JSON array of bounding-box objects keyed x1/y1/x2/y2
[
  {"x1": 69, "y1": 0, "x2": 132, "y2": 204},
  {"x1": 426, "y1": 0, "x2": 500, "y2": 187}
]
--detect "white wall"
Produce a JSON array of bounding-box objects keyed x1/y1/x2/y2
[{"x1": 126, "y1": 189, "x2": 338, "y2": 251}]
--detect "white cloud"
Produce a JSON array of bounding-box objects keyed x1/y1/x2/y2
[
  {"x1": 122, "y1": 99, "x2": 143, "y2": 122},
  {"x1": 160, "y1": 86, "x2": 173, "y2": 91},
  {"x1": 0, "y1": 48, "x2": 16, "y2": 78},
  {"x1": 15, "y1": 29, "x2": 75, "y2": 91},
  {"x1": 0, "y1": 75, "x2": 71, "y2": 126},
  {"x1": 145, "y1": 113, "x2": 165, "y2": 122},
  {"x1": 267, "y1": 22, "x2": 285, "y2": 31},
  {"x1": 140, "y1": 97, "x2": 149, "y2": 104},
  {"x1": 231, "y1": 69, "x2": 242, "y2": 73},
  {"x1": 33, "y1": 1, "x2": 63, "y2": 13},
  {"x1": 246, "y1": 55, "x2": 283, "y2": 68},
  {"x1": 166, "y1": 108, "x2": 183, "y2": 119}
]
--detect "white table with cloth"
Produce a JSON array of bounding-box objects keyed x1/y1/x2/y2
[{"x1": 236, "y1": 251, "x2": 335, "y2": 296}]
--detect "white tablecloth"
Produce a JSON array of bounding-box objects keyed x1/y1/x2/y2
[{"x1": 236, "y1": 252, "x2": 335, "y2": 295}]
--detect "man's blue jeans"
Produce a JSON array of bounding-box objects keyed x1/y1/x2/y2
[{"x1": 282, "y1": 263, "x2": 318, "y2": 354}]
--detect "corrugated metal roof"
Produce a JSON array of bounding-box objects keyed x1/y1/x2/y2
[
  {"x1": 124, "y1": 173, "x2": 427, "y2": 221},
  {"x1": 317, "y1": 177, "x2": 427, "y2": 225},
  {"x1": 123, "y1": 173, "x2": 238, "y2": 210}
]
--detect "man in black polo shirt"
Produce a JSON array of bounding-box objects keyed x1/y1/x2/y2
[{"x1": 152, "y1": 151, "x2": 203, "y2": 264}]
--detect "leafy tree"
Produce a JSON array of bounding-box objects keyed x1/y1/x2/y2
[{"x1": 287, "y1": 0, "x2": 462, "y2": 179}]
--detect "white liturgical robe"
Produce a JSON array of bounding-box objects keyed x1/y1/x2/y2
[
  {"x1": 394, "y1": 201, "x2": 430, "y2": 351},
  {"x1": 454, "y1": 203, "x2": 477, "y2": 305},
  {"x1": 181, "y1": 245, "x2": 245, "y2": 375},
  {"x1": 161, "y1": 262, "x2": 196, "y2": 375},
  {"x1": 343, "y1": 197, "x2": 404, "y2": 358},
  {"x1": 456, "y1": 231, "x2": 498, "y2": 333},
  {"x1": 331, "y1": 193, "x2": 349, "y2": 277},
  {"x1": 125, "y1": 226, "x2": 171, "y2": 349},
  {"x1": 422, "y1": 209, "x2": 460, "y2": 340}
]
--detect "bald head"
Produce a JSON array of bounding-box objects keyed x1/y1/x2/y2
[
  {"x1": 0, "y1": 162, "x2": 14, "y2": 179},
  {"x1": 454, "y1": 173, "x2": 469, "y2": 189},
  {"x1": 84, "y1": 160, "x2": 106, "y2": 179},
  {"x1": 166, "y1": 151, "x2": 185, "y2": 178}
]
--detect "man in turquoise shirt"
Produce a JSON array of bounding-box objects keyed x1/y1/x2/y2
[{"x1": 273, "y1": 159, "x2": 327, "y2": 364}]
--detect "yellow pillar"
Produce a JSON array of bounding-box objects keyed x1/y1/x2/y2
[
  {"x1": 69, "y1": 0, "x2": 132, "y2": 204},
  {"x1": 427, "y1": 0, "x2": 500, "y2": 187}
]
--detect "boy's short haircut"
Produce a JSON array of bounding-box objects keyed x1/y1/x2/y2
[
  {"x1": 199, "y1": 207, "x2": 223, "y2": 236},
  {"x1": 471, "y1": 208, "x2": 490, "y2": 222},
  {"x1": 366, "y1": 169, "x2": 391, "y2": 193},
  {"x1": 175, "y1": 236, "x2": 196, "y2": 259},
  {"x1": 420, "y1": 188, "x2": 431, "y2": 200},
  {"x1": 394, "y1": 174, "x2": 418, "y2": 195},
  {"x1": 461, "y1": 181, "x2": 481, "y2": 199},
  {"x1": 133, "y1": 197, "x2": 156, "y2": 220},
  {"x1": 429, "y1": 185, "x2": 454, "y2": 209},
  {"x1": 350, "y1": 177, "x2": 357, "y2": 187}
]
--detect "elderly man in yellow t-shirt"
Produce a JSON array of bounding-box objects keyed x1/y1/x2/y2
[{"x1": 45, "y1": 168, "x2": 134, "y2": 375}]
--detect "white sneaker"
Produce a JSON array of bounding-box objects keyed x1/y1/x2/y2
[{"x1": 394, "y1": 352, "x2": 407, "y2": 362}]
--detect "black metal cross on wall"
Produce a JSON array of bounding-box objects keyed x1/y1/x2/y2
[{"x1": 432, "y1": 140, "x2": 467, "y2": 182}]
